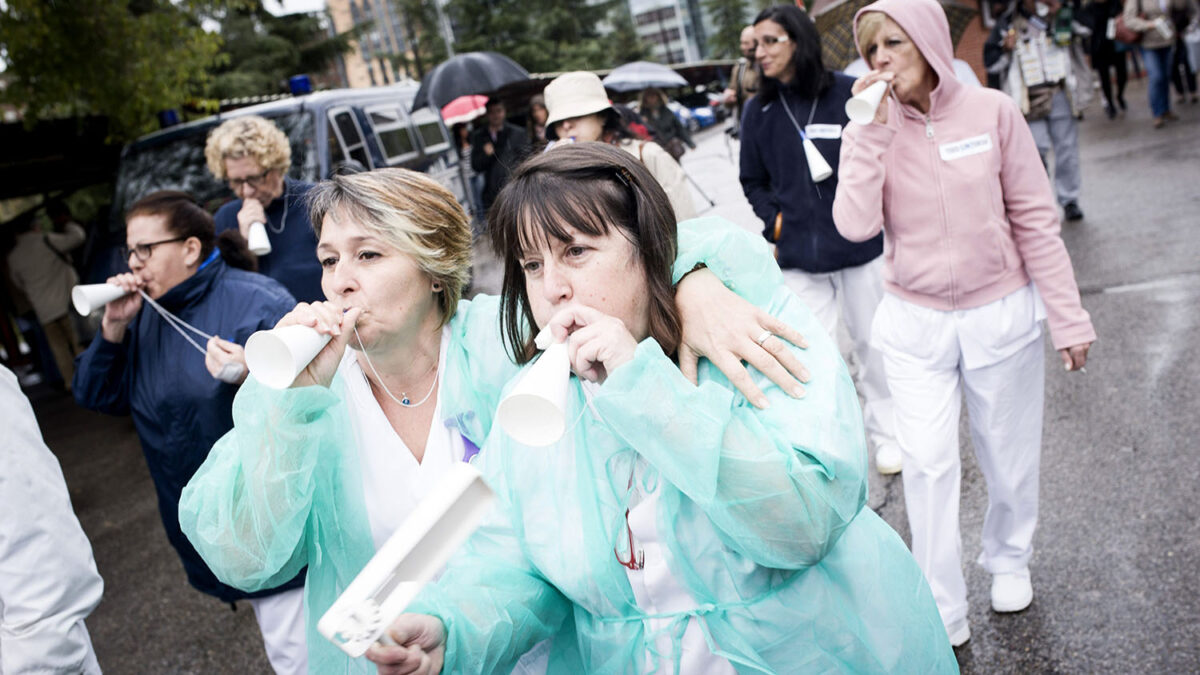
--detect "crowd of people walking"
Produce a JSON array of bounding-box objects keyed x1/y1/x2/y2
[{"x1": 12, "y1": 0, "x2": 1174, "y2": 671}]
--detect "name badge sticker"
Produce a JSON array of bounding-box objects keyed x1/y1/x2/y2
[
  {"x1": 805, "y1": 124, "x2": 842, "y2": 140},
  {"x1": 939, "y1": 134, "x2": 993, "y2": 161}
]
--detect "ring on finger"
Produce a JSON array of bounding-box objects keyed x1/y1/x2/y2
[{"x1": 755, "y1": 330, "x2": 772, "y2": 346}]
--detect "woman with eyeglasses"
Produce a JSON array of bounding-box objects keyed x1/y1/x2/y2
[
  {"x1": 740, "y1": 4, "x2": 902, "y2": 477},
  {"x1": 367, "y1": 143, "x2": 956, "y2": 675},
  {"x1": 72, "y1": 191, "x2": 308, "y2": 674},
  {"x1": 206, "y1": 115, "x2": 324, "y2": 303},
  {"x1": 543, "y1": 71, "x2": 697, "y2": 221}
]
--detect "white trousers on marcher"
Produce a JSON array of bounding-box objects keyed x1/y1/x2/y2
[
  {"x1": 782, "y1": 258, "x2": 896, "y2": 450},
  {"x1": 872, "y1": 291, "x2": 1045, "y2": 627},
  {"x1": 248, "y1": 587, "x2": 307, "y2": 675}
]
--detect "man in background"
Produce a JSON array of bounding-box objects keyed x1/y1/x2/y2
[
  {"x1": 723, "y1": 25, "x2": 761, "y2": 137},
  {"x1": 471, "y1": 99, "x2": 529, "y2": 216}
]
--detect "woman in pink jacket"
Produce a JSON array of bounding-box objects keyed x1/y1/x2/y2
[{"x1": 832, "y1": 0, "x2": 1095, "y2": 649}]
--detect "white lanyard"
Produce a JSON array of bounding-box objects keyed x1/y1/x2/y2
[
  {"x1": 139, "y1": 289, "x2": 244, "y2": 383},
  {"x1": 778, "y1": 90, "x2": 828, "y2": 196}
]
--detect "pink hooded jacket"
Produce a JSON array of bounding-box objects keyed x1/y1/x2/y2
[{"x1": 832, "y1": 0, "x2": 1095, "y2": 351}]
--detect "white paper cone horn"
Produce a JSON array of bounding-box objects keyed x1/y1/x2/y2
[
  {"x1": 247, "y1": 221, "x2": 272, "y2": 256},
  {"x1": 72, "y1": 283, "x2": 131, "y2": 316},
  {"x1": 845, "y1": 80, "x2": 889, "y2": 125},
  {"x1": 497, "y1": 333, "x2": 571, "y2": 447},
  {"x1": 244, "y1": 325, "x2": 331, "y2": 389},
  {"x1": 802, "y1": 138, "x2": 833, "y2": 182}
]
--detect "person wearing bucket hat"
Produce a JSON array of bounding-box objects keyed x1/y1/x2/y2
[{"x1": 543, "y1": 71, "x2": 697, "y2": 221}]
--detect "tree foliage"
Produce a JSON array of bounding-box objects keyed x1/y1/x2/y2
[
  {"x1": 704, "y1": 0, "x2": 752, "y2": 59},
  {"x1": 442, "y1": 0, "x2": 630, "y2": 72},
  {"x1": 0, "y1": 0, "x2": 250, "y2": 141},
  {"x1": 207, "y1": 3, "x2": 363, "y2": 99},
  {"x1": 607, "y1": 4, "x2": 650, "y2": 66},
  {"x1": 392, "y1": 0, "x2": 449, "y2": 79}
]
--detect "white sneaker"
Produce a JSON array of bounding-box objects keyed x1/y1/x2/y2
[
  {"x1": 991, "y1": 569, "x2": 1033, "y2": 612},
  {"x1": 875, "y1": 442, "x2": 902, "y2": 475},
  {"x1": 945, "y1": 617, "x2": 970, "y2": 647}
]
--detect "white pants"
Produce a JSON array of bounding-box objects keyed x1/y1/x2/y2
[
  {"x1": 782, "y1": 258, "x2": 896, "y2": 451},
  {"x1": 248, "y1": 587, "x2": 308, "y2": 675},
  {"x1": 1028, "y1": 88, "x2": 1081, "y2": 206},
  {"x1": 872, "y1": 293, "x2": 1045, "y2": 627}
]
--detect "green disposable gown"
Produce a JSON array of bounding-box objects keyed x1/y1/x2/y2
[
  {"x1": 409, "y1": 228, "x2": 958, "y2": 673},
  {"x1": 179, "y1": 217, "x2": 796, "y2": 672}
]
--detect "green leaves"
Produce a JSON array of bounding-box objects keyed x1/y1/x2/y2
[
  {"x1": 0, "y1": 0, "x2": 251, "y2": 141},
  {"x1": 441, "y1": 0, "x2": 642, "y2": 73}
]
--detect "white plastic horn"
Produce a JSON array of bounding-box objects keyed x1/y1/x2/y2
[
  {"x1": 802, "y1": 137, "x2": 833, "y2": 182},
  {"x1": 845, "y1": 80, "x2": 889, "y2": 125},
  {"x1": 496, "y1": 329, "x2": 571, "y2": 446},
  {"x1": 247, "y1": 221, "x2": 272, "y2": 256},
  {"x1": 72, "y1": 283, "x2": 131, "y2": 316},
  {"x1": 317, "y1": 462, "x2": 496, "y2": 657},
  {"x1": 244, "y1": 325, "x2": 331, "y2": 389}
]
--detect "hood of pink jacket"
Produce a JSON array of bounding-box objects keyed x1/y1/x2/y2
[{"x1": 853, "y1": 0, "x2": 965, "y2": 119}]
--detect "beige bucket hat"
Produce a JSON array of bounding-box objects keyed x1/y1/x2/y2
[{"x1": 543, "y1": 71, "x2": 615, "y2": 140}]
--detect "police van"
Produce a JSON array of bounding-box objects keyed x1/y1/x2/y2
[{"x1": 110, "y1": 82, "x2": 469, "y2": 230}]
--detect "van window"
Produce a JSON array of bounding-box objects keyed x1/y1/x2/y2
[
  {"x1": 112, "y1": 110, "x2": 316, "y2": 224},
  {"x1": 411, "y1": 107, "x2": 450, "y2": 154},
  {"x1": 366, "y1": 105, "x2": 419, "y2": 163},
  {"x1": 328, "y1": 108, "x2": 372, "y2": 169}
]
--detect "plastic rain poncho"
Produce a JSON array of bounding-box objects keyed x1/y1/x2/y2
[
  {"x1": 408, "y1": 219, "x2": 958, "y2": 674},
  {"x1": 178, "y1": 218, "x2": 774, "y2": 673}
]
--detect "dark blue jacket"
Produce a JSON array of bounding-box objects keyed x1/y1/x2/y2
[
  {"x1": 739, "y1": 72, "x2": 883, "y2": 273},
  {"x1": 214, "y1": 178, "x2": 324, "y2": 303},
  {"x1": 73, "y1": 258, "x2": 303, "y2": 602}
]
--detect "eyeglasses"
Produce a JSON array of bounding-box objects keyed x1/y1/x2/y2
[
  {"x1": 227, "y1": 168, "x2": 273, "y2": 190},
  {"x1": 122, "y1": 236, "x2": 188, "y2": 263},
  {"x1": 758, "y1": 35, "x2": 790, "y2": 47}
]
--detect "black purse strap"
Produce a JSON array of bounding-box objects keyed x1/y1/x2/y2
[{"x1": 43, "y1": 235, "x2": 73, "y2": 266}]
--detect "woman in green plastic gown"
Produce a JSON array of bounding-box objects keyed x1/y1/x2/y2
[
  {"x1": 178, "y1": 167, "x2": 813, "y2": 673},
  {"x1": 367, "y1": 143, "x2": 958, "y2": 674}
]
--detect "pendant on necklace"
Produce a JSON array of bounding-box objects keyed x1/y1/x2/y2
[{"x1": 401, "y1": 394, "x2": 411, "y2": 406}]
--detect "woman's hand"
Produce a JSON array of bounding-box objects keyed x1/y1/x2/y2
[
  {"x1": 851, "y1": 70, "x2": 895, "y2": 126},
  {"x1": 1059, "y1": 341, "x2": 1091, "y2": 372},
  {"x1": 275, "y1": 302, "x2": 362, "y2": 388},
  {"x1": 205, "y1": 336, "x2": 248, "y2": 384},
  {"x1": 540, "y1": 305, "x2": 638, "y2": 384},
  {"x1": 365, "y1": 614, "x2": 446, "y2": 675},
  {"x1": 100, "y1": 273, "x2": 145, "y2": 343},
  {"x1": 676, "y1": 269, "x2": 809, "y2": 408}
]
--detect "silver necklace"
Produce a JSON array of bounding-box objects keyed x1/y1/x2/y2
[{"x1": 353, "y1": 326, "x2": 439, "y2": 408}]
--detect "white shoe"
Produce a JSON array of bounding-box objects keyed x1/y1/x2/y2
[
  {"x1": 875, "y1": 442, "x2": 902, "y2": 475},
  {"x1": 945, "y1": 617, "x2": 970, "y2": 647},
  {"x1": 991, "y1": 569, "x2": 1033, "y2": 612}
]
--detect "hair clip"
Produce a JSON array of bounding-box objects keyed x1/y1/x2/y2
[{"x1": 614, "y1": 167, "x2": 634, "y2": 188}]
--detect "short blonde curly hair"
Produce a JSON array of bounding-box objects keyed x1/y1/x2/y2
[{"x1": 204, "y1": 115, "x2": 292, "y2": 180}]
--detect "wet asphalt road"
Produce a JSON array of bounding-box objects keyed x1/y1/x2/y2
[{"x1": 25, "y1": 75, "x2": 1199, "y2": 673}]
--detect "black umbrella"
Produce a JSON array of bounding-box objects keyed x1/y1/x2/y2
[{"x1": 410, "y1": 52, "x2": 531, "y2": 112}]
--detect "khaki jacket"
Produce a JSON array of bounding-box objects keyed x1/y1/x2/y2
[
  {"x1": 1124, "y1": 0, "x2": 1199, "y2": 50},
  {"x1": 6, "y1": 223, "x2": 85, "y2": 324}
]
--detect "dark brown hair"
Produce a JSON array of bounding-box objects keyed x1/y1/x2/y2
[
  {"x1": 126, "y1": 190, "x2": 256, "y2": 271},
  {"x1": 489, "y1": 142, "x2": 680, "y2": 364}
]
